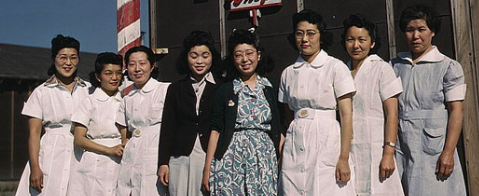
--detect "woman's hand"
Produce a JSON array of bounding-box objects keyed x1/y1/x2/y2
[
  {"x1": 379, "y1": 153, "x2": 395, "y2": 182},
  {"x1": 107, "y1": 144, "x2": 124, "y2": 156},
  {"x1": 436, "y1": 151, "x2": 455, "y2": 180},
  {"x1": 335, "y1": 159, "x2": 351, "y2": 183},
  {"x1": 201, "y1": 167, "x2": 211, "y2": 194},
  {"x1": 30, "y1": 166, "x2": 43, "y2": 193},
  {"x1": 158, "y1": 165, "x2": 169, "y2": 186}
]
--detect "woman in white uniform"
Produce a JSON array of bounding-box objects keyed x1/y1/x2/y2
[
  {"x1": 16, "y1": 35, "x2": 91, "y2": 196},
  {"x1": 279, "y1": 9, "x2": 356, "y2": 196},
  {"x1": 341, "y1": 14, "x2": 404, "y2": 196},
  {"x1": 158, "y1": 31, "x2": 223, "y2": 195},
  {"x1": 66, "y1": 52, "x2": 125, "y2": 196},
  {"x1": 116, "y1": 46, "x2": 170, "y2": 196},
  {"x1": 392, "y1": 4, "x2": 467, "y2": 196}
]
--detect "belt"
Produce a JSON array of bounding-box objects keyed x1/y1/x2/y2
[
  {"x1": 294, "y1": 108, "x2": 336, "y2": 120},
  {"x1": 44, "y1": 126, "x2": 72, "y2": 135},
  {"x1": 130, "y1": 124, "x2": 161, "y2": 137},
  {"x1": 399, "y1": 110, "x2": 448, "y2": 120}
]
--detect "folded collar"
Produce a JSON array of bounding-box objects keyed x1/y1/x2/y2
[
  {"x1": 44, "y1": 75, "x2": 87, "y2": 88},
  {"x1": 92, "y1": 88, "x2": 122, "y2": 102},
  {"x1": 127, "y1": 78, "x2": 157, "y2": 96},
  {"x1": 397, "y1": 46, "x2": 444, "y2": 64},
  {"x1": 293, "y1": 50, "x2": 328, "y2": 69}
]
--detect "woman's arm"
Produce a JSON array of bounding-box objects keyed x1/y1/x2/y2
[
  {"x1": 201, "y1": 130, "x2": 220, "y2": 193},
  {"x1": 380, "y1": 96, "x2": 399, "y2": 181},
  {"x1": 73, "y1": 123, "x2": 123, "y2": 156},
  {"x1": 27, "y1": 117, "x2": 43, "y2": 193},
  {"x1": 437, "y1": 100, "x2": 464, "y2": 179},
  {"x1": 336, "y1": 93, "x2": 353, "y2": 183}
]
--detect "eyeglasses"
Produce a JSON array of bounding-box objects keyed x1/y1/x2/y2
[
  {"x1": 234, "y1": 49, "x2": 257, "y2": 60},
  {"x1": 295, "y1": 31, "x2": 318, "y2": 40},
  {"x1": 56, "y1": 55, "x2": 79, "y2": 63}
]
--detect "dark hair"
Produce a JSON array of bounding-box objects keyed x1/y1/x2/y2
[
  {"x1": 89, "y1": 52, "x2": 123, "y2": 87},
  {"x1": 176, "y1": 31, "x2": 222, "y2": 76},
  {"x1": 124, "y1": 45, "x2": 159, "y2": 80},
  {"x1": 48, "y1": 34, "x2": 80, "y2": 76},
  {"x1": 288, "y1": 9, "x2": 333, "y2": 50},
  {"x1": 399, "y1": 4, "x2": 441, "y2": 33},
  {"x1": 224, "y1": 29, "x2": 274, "y2": 80},
  {"x1": 341, "y1": 14, "x2": 381, "y2": 54}
]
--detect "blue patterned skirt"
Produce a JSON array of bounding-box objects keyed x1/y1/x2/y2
[{"x1": 210, "y1": 129, "x2": 278, "y2": 196}]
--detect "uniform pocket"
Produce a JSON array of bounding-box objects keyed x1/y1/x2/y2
[
  {"x1": 320, "y1": 121, "x2": 340, "y2": 167},
  {"x1": 422, "y1": 127, "x2": 445, "y2": 155},
  {"x1": 148, "y1": 103, "x2": 164, "y2": 124}
]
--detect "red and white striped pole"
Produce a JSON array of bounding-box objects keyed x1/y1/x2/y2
[{"x1": 117, "y1": 0, "x2": 141, "y2": 57}]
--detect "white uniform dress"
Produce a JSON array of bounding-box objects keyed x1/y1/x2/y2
[
  {"x1": 66, "y1": 88, "x2": 122, "y2": 196},
  {"x1": 116, "y1": 78, "x2": 170, "y2": 196},
  {"x1": 16, "y1": 76, "x2": 91, "y2": 196},
  {"x1": 279, "y1": 50, "x2": 356, "y2": 196},
  {"x1": 349, "y1": 55, "x2": 404, "y2": 196}
]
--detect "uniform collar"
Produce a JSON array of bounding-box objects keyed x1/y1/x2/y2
[
  {"x1": 44, "y1": 75, "x2": 87, "y2": 88},
  {"x1": 293, "y1": 50, "x2": 328, "y2": 69},
  {"x1": 397, "y1": 46, "x2": 444, "y2": 64},
  {"x1": 127, "y1": 78, "x2": 157, "y2": 96},
  {"x1": 92, "y1": 88, "x2": 122, "y2": 102},
  {"x1": 190, "y1": 72, "x2": 216, "y2": 84}
]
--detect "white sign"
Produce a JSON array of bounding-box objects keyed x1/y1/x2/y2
[{"x1": 229, "y1": 0, "x2": 282, "y2": 12}]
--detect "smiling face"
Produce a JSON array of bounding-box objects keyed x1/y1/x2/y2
[
  {"x1": 127, "y1": 51, "x2": 154, "y2": 89},
  {"x1": 295, "y1": 21, "x2": 321, "y2": 62},
  {"x1": 345, "y1": 26, "x2": 375, "y2": 65},
  {"x1": 405, "y1": 19, "x2": 435, "y2": 59},
  {"x1": 96, "y1": 63, "x2": 122, "y2": 96},
  {"x1": 54, "y1": 48, "x2": 79, "y2": 80},
  {"x1": 233, "y1": 43, "x2": 261, "y2": 78},
  {"x1": 188, "y1": 45, "x2": 213, "y2": 81}
]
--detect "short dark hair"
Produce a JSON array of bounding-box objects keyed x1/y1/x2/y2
[
  {"x1": 90, "y1": 52, "x2": 123, "y2": 87},
  {"x1": 124, "y1": 45, "x2": 159, "y2": 80},
  {"x1": 48, "y1": 34, "x2": 80, "y2": 76},
  {"x1": 341, "y1": 14, "x2": 381, "y2": 54},
  {"x1": 176, "y1": 31, "x2": 222, "y2": 76},
  {"x1": 288, "y1": 9, "x2": 333, "y2": 50},
  {"x1": 399, "y1": 4, "x2": 441, "y2": 33},
  {"x1": 224, "y1": 29, "x2": 274, "y2": 80}
]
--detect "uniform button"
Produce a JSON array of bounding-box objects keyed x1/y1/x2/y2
[
  {"x1": 301, "y1": 166, "x2": 305, "y2": 173},
  {"x1": 300, "y1": 147, "x2": 305, "y2": 151},
  {"x1": 196, "y1": 123, "x2": 199, "y2": 126},
  {"x1": 300, "y1": 190, "x2": 305, "y2": 195},
  {"x1": 300, "y1": 85, "x2": 304, "y2": 89},
  {"x1": 134, "y1": 108, "x2": 139, "y2": 111}
]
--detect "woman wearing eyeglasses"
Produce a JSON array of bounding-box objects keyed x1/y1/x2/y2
[
  {"x1": 16, "y1": 34, "x2": 92, "y2": 196},
  {"x1": 201, "y1": 29, "x2": 283, "y2": 195},
  {"x1": 278, "y1": 10, "x2": 356, "y2": 195}
]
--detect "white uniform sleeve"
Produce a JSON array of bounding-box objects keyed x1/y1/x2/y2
[
  {"x1": 333, "y1": 62, "x2": 356, "y2": 98},
  {"x1": 71, "y1": 96, "x2": 92, "y2": 128},
  {"x1": 379, "y1": 62, "x2": 403, "y2": 101},
  {"x1": 21, "y1": 86, "x2": 44, "y2": 119},
  {"x1": 278, "y1": 68, "x2": 289, "y2": 104},
  {"x1": 116, "y1": 97, "x2": 127, "y2": 127}
]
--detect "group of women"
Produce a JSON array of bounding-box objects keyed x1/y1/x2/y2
[{"x1": 16, "y1": 3, "x2": 467, "y2": 196}]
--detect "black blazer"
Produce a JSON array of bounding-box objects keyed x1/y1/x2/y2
[
  {"x1": 211, "y1": 79, "x2": 284, "y2": 160},
  {"x1": 158, "y1": 75, "x2": 223, "y2": 166}
]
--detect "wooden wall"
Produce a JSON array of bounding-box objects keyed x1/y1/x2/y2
[{"x1": 152, "y1": 1, "x2": 479, "y2": 194}]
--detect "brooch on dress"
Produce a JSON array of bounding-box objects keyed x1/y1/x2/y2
[{"x1": 228, "y1": 100, "x2": 235, "y2": 107}]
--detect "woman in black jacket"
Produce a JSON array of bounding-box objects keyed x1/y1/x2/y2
[
  {"x1": 201, "y1": 29, "x2": 284, "y2": 196},
  {"x1": 158, "y1": 30, "x2": 223, "y2": 196}
]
